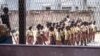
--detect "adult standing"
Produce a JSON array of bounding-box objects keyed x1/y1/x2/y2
[
  {"x1": 1, "y1": 7, "x2": 11, "y2": 30},
  {"x1": 0, "y1": 7, "x2": 12, "y2": 44}
]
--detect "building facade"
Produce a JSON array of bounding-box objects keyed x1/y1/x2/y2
[{"x1": 0, "y1": 0, "x2": 100, "y2": 30}]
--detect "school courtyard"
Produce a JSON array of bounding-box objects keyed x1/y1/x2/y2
[{"x1": 87, "y1": 32, "x2": 100, "y2": 46}]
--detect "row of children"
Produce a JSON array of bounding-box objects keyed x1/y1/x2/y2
[{"x1": 26, "y1": 16, "x2": 96, "y2": 46}]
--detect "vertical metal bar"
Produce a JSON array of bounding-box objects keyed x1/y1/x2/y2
[
  {"x1": 18, "y1": 0, "x2": 26, "y2": 44},
  {"x1": 83, "y1": 0, "x2": 87, "y2": 9}
]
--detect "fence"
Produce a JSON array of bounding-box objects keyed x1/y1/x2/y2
[{"x1": 0, "y1": 0, "x2": 100, "y2": 45}]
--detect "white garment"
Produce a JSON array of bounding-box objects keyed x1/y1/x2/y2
[
  {"x1": 26, "y1": 30, "x2": 34, "y2": 36},
  {"x1": 12, "y1": 30, "x2": 19, "y2": 44},
  {"x1": 90, "y1": 24, "x2": 96, "y2": 32},
  {"x1": 64, "y1": 18, "x2": 71, "y2": 26},
  {"x1": 0, "y1": 17, "x2": 2, "y2": 24},
  {"x1": 67, "y1": 18, "x2": 71, "y2": 22}
]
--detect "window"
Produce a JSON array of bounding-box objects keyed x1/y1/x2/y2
[
  {"x1": 46, "y1": 7, "x2": 51, "y2": 10},
  {"x1": 62, "y1": 7, "x2": 71, "y2": 11},
  {"x1": 75, "y1": 6, "x2": 79, "y2": 11}
]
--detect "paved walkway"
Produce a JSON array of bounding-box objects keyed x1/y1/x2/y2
[
  {"x1": 87, "y1": 33, "x2": 100, "y2": 46},
  {"x1": 12, "y1": 32, "x2": 100, "y2": 46}
]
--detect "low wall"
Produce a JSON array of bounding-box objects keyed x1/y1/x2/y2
[{"x1": 0, "y1": 45, "x2": 100, "y2": 56}]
